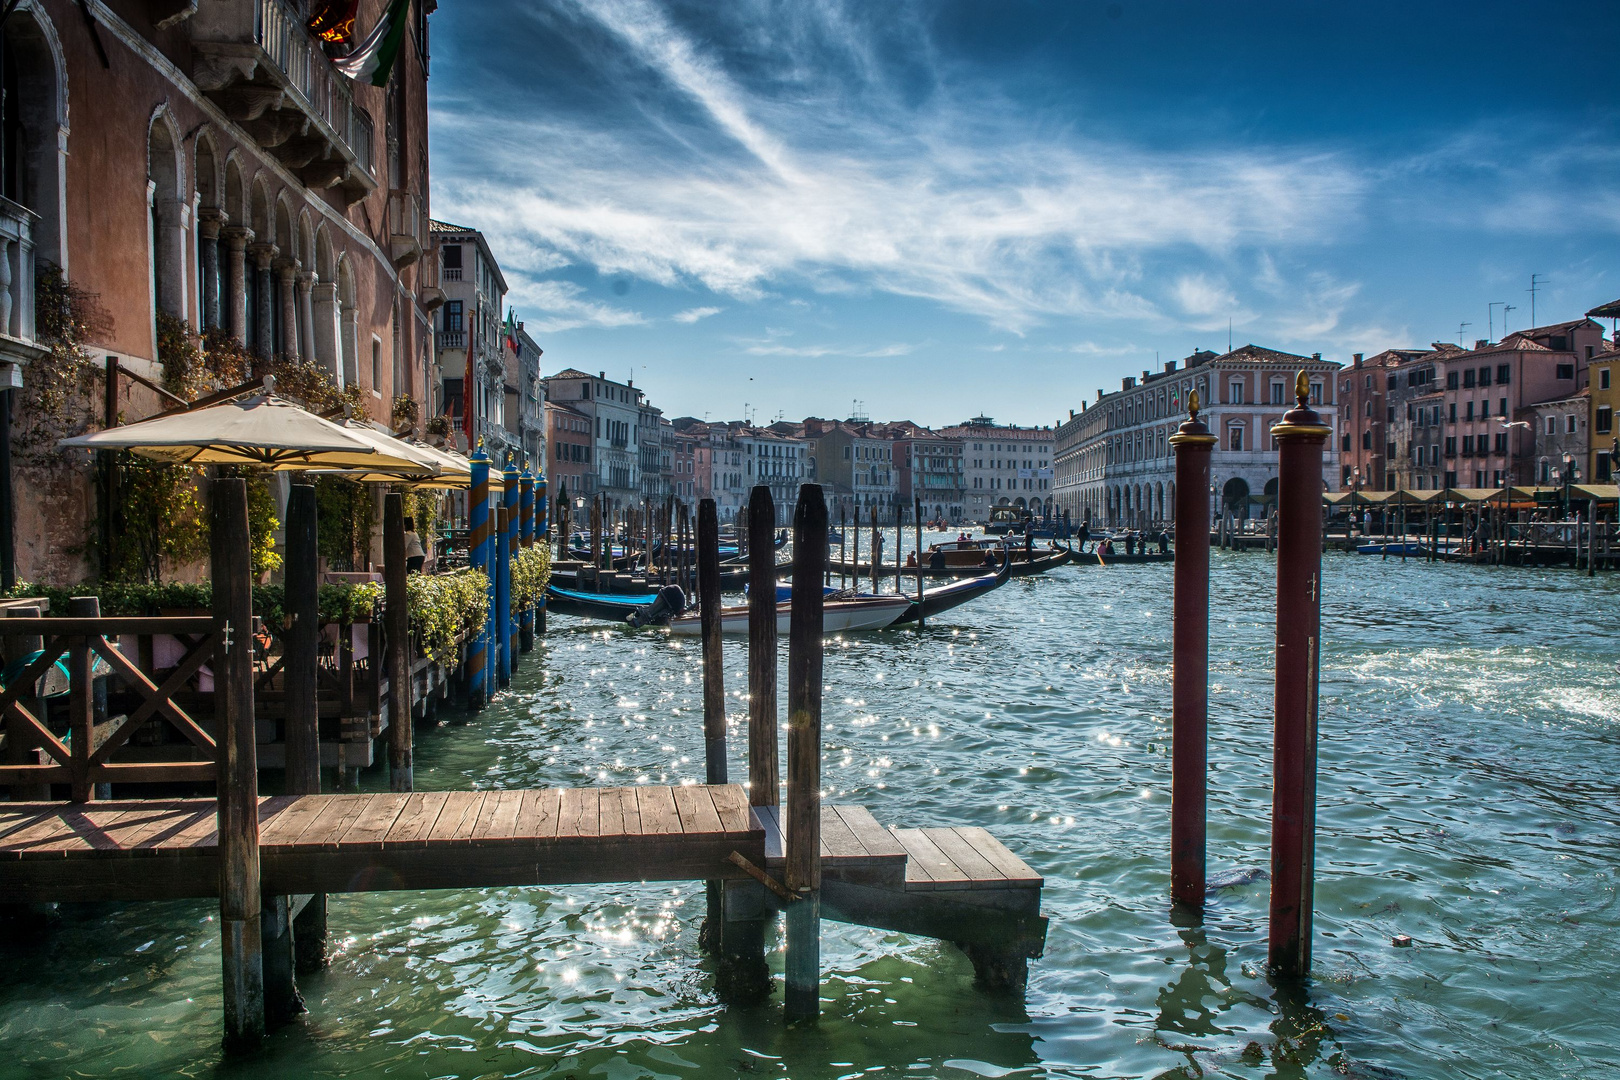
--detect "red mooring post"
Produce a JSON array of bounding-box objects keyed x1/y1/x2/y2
[
  {"x1": 1169, "y1": 390, "x2": 1216, "y2": 908},
  {"x1": 1267, "y1": 371, "x2": 1330, "y2": 979}
]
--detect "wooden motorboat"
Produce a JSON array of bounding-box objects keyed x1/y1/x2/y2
[
  {"x1": 666, "y1": 595, "x2": 912, "y2": 635},
  {"x1": 891, "y1": 557, "x2": 1010, "y2": 624}
]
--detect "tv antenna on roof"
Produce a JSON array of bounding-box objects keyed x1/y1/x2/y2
[
  {"x1": 851, "y1": 399, "x2": 869, "y2": 422},
  {"x1": 1502, "y1": 304, "x2": 1515, "y2": 334},
  {"x1": 1529, "y1": 273, "x2": 1547, "y2": 327},
  {"x1": 1457, "y1": 321, "x2": 1471, "y2": 346}
]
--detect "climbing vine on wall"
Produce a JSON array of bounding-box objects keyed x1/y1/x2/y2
[
  {"x1": 105, "y1": 453, "x2": 209, "y2": 584},
  {"x1": 15, "y1": 266, "x2": 103, "y2": 466},
  {"x1": 315, "y1": 475, "x2": 375, "y2": 571}
]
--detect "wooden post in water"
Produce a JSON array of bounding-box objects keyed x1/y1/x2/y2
[
  {"x1": 1267, "y1": 373, "x2": 1329, "y2": 979},
  {"x1": 283, "y1": 484, "x2": 327, "y2": 972},
  {"x1": 870, "y1": 505, "x2": 880, "y2": 593},
  {"x1": 213, "y1": 476, "x2": 264, "y2": 1052},
  {"x1": 2, "y1": 604, "x2": 47, "y2": 800},
  {"x1": 785, "y1": 483, "x2": 826, "y2": 1022},
  {"x1": 713, "y1": 484, "x2": 778, "y2": 1004},
  {"x1": 1169, "y1": 392, "x2": 1216, "y2": 909},
  {"x1": 895, "y1": 504, "x2": 903, "y2": 594},
  {"x1": 747, "y1": 486, "x2": 778, "y2": 805},
  {"x1": 519, "y1": 469, "x2": 535, "y2": 651},
  {"x1": 384, "y1": 492, "x2": 414, "y2": 792},
  {"x1": 839, "y1": 505, "x2": 847, "y2": 588},
  {"x1": 697, "y1": 499, "x2": 726, "y2": 784},
  {"x1": 66, "y1": 596, "x2": 95, "y2": 803},
  {"x1": 914, "y1": 496, "x2": 925, "y2": 629}
]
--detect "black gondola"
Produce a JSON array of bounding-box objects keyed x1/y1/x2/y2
[{"x1": 891, "y1": 555, "x2": 1011, "y2": 624}]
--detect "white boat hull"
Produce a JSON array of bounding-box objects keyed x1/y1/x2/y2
[{"x1": 667, "y1": 596, "x2": 911, "y2": 635}]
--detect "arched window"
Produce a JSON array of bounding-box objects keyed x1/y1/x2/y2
[{"x1": 147, "y1": 110, "x2": 187, "y2": 324}]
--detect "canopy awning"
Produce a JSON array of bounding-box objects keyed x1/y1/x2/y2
[{"x1": 60, "y1": 383, "x2": 433, "y2": 474}]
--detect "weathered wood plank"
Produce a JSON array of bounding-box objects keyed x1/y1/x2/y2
[
  {"x1": 955, "y1": 826, "x2": 1043, "y2": 887},
  {"x1": 818, "y1": 806, "x2": 866, "y2": 861},
  {"x1": 709, "y1": 783, "x2": 753, "y2": 834},
  {"x1": 143, "y1": 804, "x2": 221, "y2": 854},
  {"x1": 287, "y1": 794, "x2": 371, "y2": 852},
  {"x1": 337, "y1": 793, "x2": 412, "y2": 850},
  {"x1": 892, "y1": 827, "x2": 972, "y2": 890},
  {"x1": 514, "y1": 788, "x2": 562, "y2": 840},
  {"x1": 672, "y1": 784, "x2": 722, "y2": 835},
  {"x1": 636, "y1": 785, "x2": 682, "y2": 835},
  {"x1": 831, "y1": 805, "x2": 908, "y2": 861},
  {"x1": 382, "y1": 792, "x2": 450, "y2": 847},
  {"x1": 556, "y1": 787, "x2": 599, "y2": 838},
  {"x1": 471, "y1": 791, "x2": 525, "y2": 841},
  {"x1": 426, "y1": 791, "x2": 486, "y2": 844},
  {"x1": 597, "y1": 788, "x2": 640, "y2": 837},
  {"x1": 924, "y1": 827, "x2": 1005, "y2": 888},
  {"x1": 756, "y1": 804, "x2": 784, "y2": 863},
  {"x1": 258, "y1": 795, "x2": 334, "y2": 846}
]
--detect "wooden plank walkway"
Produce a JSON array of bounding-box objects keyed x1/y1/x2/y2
[{"x1": 0, "y1": 785, "x2": 763, "y2": 903}]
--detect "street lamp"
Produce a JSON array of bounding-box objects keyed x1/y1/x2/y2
[{"x1": 1562, "y1": 452, "x2": 1579, "y2": 520}]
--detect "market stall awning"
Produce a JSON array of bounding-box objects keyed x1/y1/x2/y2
[
  {"x1": 60, "y1": 382, "x2": 435, "y2": 474},
  {"x1": 1571, "y1": 484, "x2": 1620, "y2": 500}
]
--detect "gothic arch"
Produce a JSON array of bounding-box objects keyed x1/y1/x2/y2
[
  {"x1": 147, "y1": 104, "x2": 186, "y2": 320},
  {"x1": 3, "y1": 3, "x2": 68, "y2": 271}
]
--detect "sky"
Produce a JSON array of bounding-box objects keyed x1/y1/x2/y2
[{"x1": 427, "y1": 0, "x2": 1620, "y2": 429}]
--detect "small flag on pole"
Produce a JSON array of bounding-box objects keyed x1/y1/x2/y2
[{"x1": 333, "y1": 0, "x2": 412, "y2": 87}]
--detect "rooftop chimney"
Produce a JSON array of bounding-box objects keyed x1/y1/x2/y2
[
  {"x1": 1353, "y1": 352, "x2": 1363, "y2": 366},
  {"x1": 599, "y1": 370, "x2": 605, "y2": 379},
  {"x1": 1097, "y1": 389, "x2": 1104, "y2": 401},
  {"x1": 1475, "y1": 339, "x2": 1489, "y2": 351},
  {"x1": 1122, "y1": 376, "x2": 1136, "y2": 390},
  {"x1": 1142, "y1": 370, "x2": 1151, "y2": 382},
  {"x1": 1069, "y1": 409, "x2": 1075, "y2": 418},
  {"x1": 1311, "y1": 352, "x2": 1321, "y2": 362},
  {"x1": 1165, "y1": 360, "x2": 1177, "y2": 373}
]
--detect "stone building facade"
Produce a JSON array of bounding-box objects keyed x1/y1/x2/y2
[
  {"x1": 934, "y1": 417, "x2": 1054, "y2": 522},
  {"x1": 6, "y1": 0, "x2": 436, "y2": 582}
]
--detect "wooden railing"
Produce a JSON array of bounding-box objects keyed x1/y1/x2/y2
[{"x1": 0, "y1": 615, "x2": 224, "y2": 800}]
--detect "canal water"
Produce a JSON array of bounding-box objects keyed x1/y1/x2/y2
[{"x1": 3, "y1": 545, "x2": 1618, "y2": 1079}]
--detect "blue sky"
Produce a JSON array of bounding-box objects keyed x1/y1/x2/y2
[{"x1": 428, "y1": 0, "x2": 1620, "y2": 428}]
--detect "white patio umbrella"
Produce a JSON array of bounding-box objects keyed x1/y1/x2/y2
[{"x1": 59, "y1": 378, "x2": 436, "y2": 474}]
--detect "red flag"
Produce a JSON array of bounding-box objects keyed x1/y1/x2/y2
[{"x1": 461, "y1": 306, "x2": 476, "y2": 451}]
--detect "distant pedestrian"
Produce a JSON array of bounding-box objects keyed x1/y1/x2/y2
[{"x1": 403, "y1": 517, "x2": 426, "y2": 575}]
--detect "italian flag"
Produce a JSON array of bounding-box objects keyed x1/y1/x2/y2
[{"x1": 333, "y1": 0, "x2": 412, "y2": 87}]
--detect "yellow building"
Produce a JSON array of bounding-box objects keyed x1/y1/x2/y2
[{"x1": 1586, "y1": 300, "x2": 1620, "y2": 480}]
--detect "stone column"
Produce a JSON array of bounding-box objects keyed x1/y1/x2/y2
[
  {"x1": 275, "y1": 259, "x2": 300, "y2": 362},
  {"x1": 197, "y1": 209, "x2": 226, "y2": 333},
  {"x1": 249, "y1": 242, "x2": 277, "y2": 358},
  {"x1": 296, "y1": 271, "x2": 317, "y2": 365},
  {"x1": 311, "y1": 281, "x2": 339, "y2": 377},
  {"x1": 223, "y1": 227, "x2": 253, "y2": 344}
]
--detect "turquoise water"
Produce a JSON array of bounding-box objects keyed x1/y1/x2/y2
[{"x1": 2, "y1": 546, "x2": 1618, "y2": 1079}]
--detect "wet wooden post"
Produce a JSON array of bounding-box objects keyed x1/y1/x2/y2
[
  {"x1": 534, "y1": 473, "x2": 549, "y2": 637},
  {"x1": 713, "y1": 484, "x2": 778, "y2": 1004},
  {"x1": 914, "y1": 497, "x2": 925, "y2": 628},
  {"x1": 66, "y1": 596, "x2": 96, "y2": 803},
  {"x1": 1267, "y1": 373, "x2": 1330, "y2": 979},
  {"x1": 591, "y1": 496, "x2": 602, "y2": 590},
  {"x1": 894, "y1": 504, "x2": 903, "y2": 594},
  {"x1": 384, "y1": 492, "x2": 414, "y2": 792},
  {"x1": 213, "y1": 476, "x2": 265, "y2": 1052},
  {"x1": 870, "y1": 506, "x2": 880, "y2": 593},
  {"x1": 785, "y1": 482, "x2": 826, "y2": 1022},
  {"x1": 502, "y1": 458, "x2": 521, "y2": 678},
  {"x1": 697, "y1": 498, "x2": 726, "y2": 784},
  {"x1": 851, "y1": 505, "x2": 858, "y2": 590},
  {"x1": 283, "y1": 484, "x2": 327, "y2": 973},
  {"x1": 839, "y1": 505, "x2": 847, "y2": 588},
  {"x1": 747, "y1": 486, "x2": 778, "y2": 804},
  {"x1": 1169, "y1": 392, "x2": 1216, "y2": 909}
]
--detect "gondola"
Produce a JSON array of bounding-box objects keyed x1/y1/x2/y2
[
  {"x1": 1070, "y1": 549, "x2": 1173, "y2": 566},
  {"x1": 665, "y1": 595, "x2": 913, "y2": 635},
  {"x1": 891, "y1": 555, "x2": 1010, "y2": 624},
  {"x1": 544, "y1": 585, "x2": 663, "y2": 621}
]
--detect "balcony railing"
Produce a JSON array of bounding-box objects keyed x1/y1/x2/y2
[
  {"x1": 192, "y1": 0, "x2": 378, "y2": 204},
  {"x1": 439, "y1": 330, "x2": 466, "y2": 350},
  {"x1": 442, "y1": 266, "x2": 463, "y2": 281}
]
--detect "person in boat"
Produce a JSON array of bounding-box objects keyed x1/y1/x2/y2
[
  {"x1": 982, "y1": 546, "x2": 999, "y2": 567},
  {"x1": 906, "y1": 551, "x2": 918, "y2": 567},
  {"x1": 1124, "y1": 532, "x2": 1135, "y2": 556},
  {"x1": 1076, "y1": 522, "x2": 1090, "y2": 553},
  {"x1": 1158, "y1": 529, "x2": 1170, "y2": 554},
  {"x1": 1099, "y1": 537, "x2": 1115, "y2": 556},
  {"x1": 930, "y1": 547, "x2": 948, "y2": 571}
]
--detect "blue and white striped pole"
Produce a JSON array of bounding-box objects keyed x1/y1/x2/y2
[
  {"x1": 467, "y1": 442, "x2": 492, "y2": 710},
  {"x1": 519, "y1": 466, "x2": 535, "y2": 651},
  {"x1": 535, "y1": 471, "x2": 549, "y2": 636},
  {"x1": 499, "y1": 457, "x2": 520, "y2": 683}
]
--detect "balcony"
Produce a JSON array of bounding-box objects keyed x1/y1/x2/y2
[
  {"x1": 191, "y1": 0, "x2": 378, "y2": 205},
  {"x1": 439, "y1": 329, "x2": 466, "y2": 350},
  {"x1": 388, "y1": 189, "x2": 423, "y2": 269},
  {"x1": 0, "y1": 198, "x2": 46, "y2": 383}
]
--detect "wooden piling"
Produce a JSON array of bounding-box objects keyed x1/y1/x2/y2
[
  {"x1": 870, "y1": 506, "x2": 880, "y2": 594},
  {"x1": 785, "y1": 483, "x2": 826, "y2": 1022},
  {"x1": 839, "y1": 506, "x2": 847, "y2": 588},
  {"x1": 283, "y1": 483, "x2": 327, "y2": 973},
  {"x1": 697, "y1": 499, "x2": 727, "y2": 784},
  {"x1": 384, "y1": 492, "x2": 413, "y2": 792},
  {"x1": 914, "y1": 497, "x2": 925, "y2": 629},
  {"x1": 212, "y1": 477, "x2": 265, "y2": 1052},
  {"x1": 1266, "y1": 374, "x2": 1330, "y2": 979},
  {"x1": 747, "y1": 486, "x2": 778, "y2": 806},
  {"x1": 66, "y1": 596, "x2": 96, "y2": 803},
  {"x1": 1169, "y1": 394, "x2": 1216, "y2": 908}
]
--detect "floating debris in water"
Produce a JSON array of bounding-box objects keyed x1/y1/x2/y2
[
  {"x1": 1207, "y1": 867, "x2": 1269, "y2": 891},
  {"x1": 1392, "y1": 934, "x2": 1413, "y2": 948}
]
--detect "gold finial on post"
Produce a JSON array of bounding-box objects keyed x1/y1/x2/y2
[
  {"x1": 1295, "y1": 369, "x2": 1310, "y2": 406},
  {"x1": 1188, "y1": 388, "x2": 1201, "y2": 420}
]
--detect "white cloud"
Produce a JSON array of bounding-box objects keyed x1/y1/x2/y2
[
  {"x1": 506, "y1": 279, "x2": 647, "y2": 334},
  {"x1": 672, "y1": 306, "x2": 722, "y2": 323},
  {"x1": 433, "y1": 1, "x2": 1367, "y2": 335}
]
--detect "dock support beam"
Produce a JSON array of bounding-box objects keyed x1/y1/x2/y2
[
  {"x1": 213, "y1": 477, "x2": 265, "y2": 1052},
  {"x1": 384, "y1": 492, "x2": 413, "y2": 792},
  {"x1": 1169, "y1": 396, "x2": 1216, "y2": 909},
  {"x1": 283, "y1": 484, "x2": 326, "y2": 976},
  {"x1": 785, "y1": 483, "x2": 826, "y2": 1022},
  {"x1": 1267, "y1": 373, "x2": 1329, "y2": 980}
]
